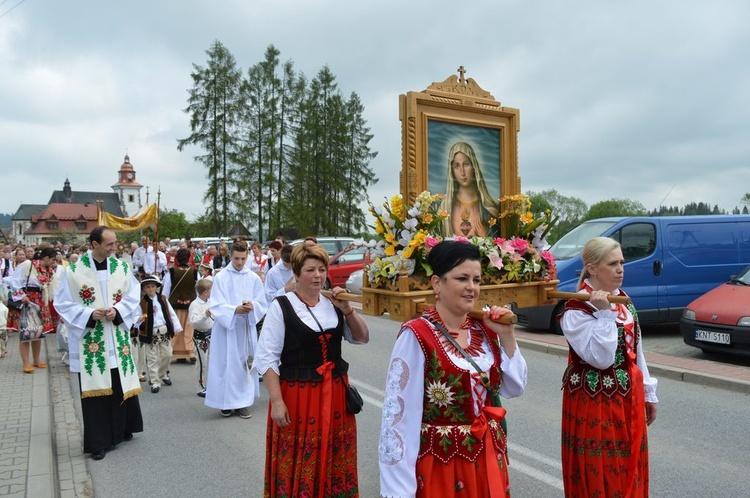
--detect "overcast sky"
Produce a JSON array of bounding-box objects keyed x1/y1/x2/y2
[{"x1": 2, "y1": 1, "x2": 749, "y2": 227}]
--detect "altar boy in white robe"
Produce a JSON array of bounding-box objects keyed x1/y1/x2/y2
[{"x1": 205, "y1": 240, "x2": 268, "y2": 418}]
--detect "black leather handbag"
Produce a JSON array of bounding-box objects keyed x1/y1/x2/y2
[{"x1": 345, "y1": 384, "x2": 364, "y2": 415}]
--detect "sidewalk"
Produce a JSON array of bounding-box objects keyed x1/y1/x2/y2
[
  {"x1": 0, "y1": 333, "x2": 90, "y2": 498},
  {"x1": 2, "y1": 326, "x2": 749, "y2": 497}
]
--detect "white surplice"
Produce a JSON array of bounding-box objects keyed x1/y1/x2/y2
[{"x1": 205, "y1": 264, "x2": 268, "y2": 410}]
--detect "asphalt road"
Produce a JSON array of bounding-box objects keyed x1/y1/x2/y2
[{"x1": 78, "y1": 314, "x2": 750, "y2": 497}]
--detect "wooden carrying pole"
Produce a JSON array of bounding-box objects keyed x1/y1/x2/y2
[
  {"x1": 320, "y1": 290, "x2": 517, "y2": 324},
  {"x1": 546, "y1": 290, "x2": 631, "y2": 305}
]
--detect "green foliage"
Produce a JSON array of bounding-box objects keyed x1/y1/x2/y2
[
  {"x1": 179, "y1": 42, "x2": 378, "y2": 239},
  {"x1": 157, "y1": 208, "x2": 191, "y2": 239},
  {"x1": 583, "y1": 198, "x2": 647, "y2": 221}
]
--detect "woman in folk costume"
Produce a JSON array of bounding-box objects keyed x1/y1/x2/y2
[
  {"x1": 9, "y1": 246, "x2": 62, "y2": 372},
  {"x1": 163, "y1": 248, "x2": 198, "y2": 362},
  {"x1": 205, "y1": 240, "x2": 268, "y2": 418},
  {"x1": 379, "y1": 240, "x2": 527, "y2": 498},
  {"x1": 54, "y1": 226, "x2": 143, "y2": 461},
  {"x1": 559, "y1": 237, "x2": 658, "y2": 497},
  {"x1": 438, "y1": 142, "x2": 499, "y2": 238},
  {"x1": 254, "y1": 244, "x2": 370, "y2": 498}
]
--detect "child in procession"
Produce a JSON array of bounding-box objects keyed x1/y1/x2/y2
[{"x1": 189, "y1": 279, "x2": 214, "y2": 397}]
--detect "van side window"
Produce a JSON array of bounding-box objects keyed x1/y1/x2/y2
[
  {"x1": 610, "y1": 223, "x2": 656, "y2": 262},
  {"x1": 667, "y1": 223, "x2": 740, "y2": 265}
]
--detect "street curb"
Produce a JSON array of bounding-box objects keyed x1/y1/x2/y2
[{"x1": 515, "y1": 337, "x2": 750, "y2": 396}]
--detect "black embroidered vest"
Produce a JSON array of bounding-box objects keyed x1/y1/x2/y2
[{"x1": 138, "y1": 295, "x2": 175, "y2": 344}]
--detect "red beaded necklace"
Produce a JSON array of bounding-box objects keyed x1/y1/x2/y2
[
  {"x1": 295, "y1": 291, "x2": 319, "y2": 308},
  {"x1": 423, "y1": 305, "x2": 486, "y2": 356}
]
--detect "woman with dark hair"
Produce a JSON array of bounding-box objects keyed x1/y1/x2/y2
[
  {"x1": 379, "y1": 240, "x2": 527, "y2": 498},
  {"x1": 254, "y1": 244, "x2": 369, "y2": 497},
  {"x1": 9, "y1": 246, "x2": 61, "y2": 372},
  {"x1": 163, "y1": 247, "x2": 198, "y2": 363},
  {"x1": 559, "y1": 237, "x2": 658, "y2": 497}
]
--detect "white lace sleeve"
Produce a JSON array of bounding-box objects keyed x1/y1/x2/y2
[
  {"x1": 498, "y1": 346, "x2": 528, "y2": 398},
  {"x1": 637, "y1": 340, "x2": 659, "y2": 403},
  {"x1": 379, "y1": 328, "x2": 424, "y2": 498}
]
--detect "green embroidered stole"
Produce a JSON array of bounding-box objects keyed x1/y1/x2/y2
[{"x1": 67, "y1": 253, "x2": 141, "y2": 399}]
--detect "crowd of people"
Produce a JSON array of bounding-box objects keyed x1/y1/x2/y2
[{"x1": 0, "y1": 229, "x2": 658, "y2": 497}]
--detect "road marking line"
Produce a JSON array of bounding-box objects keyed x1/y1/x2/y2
[
  {"x1": 510, "y1": 460, "x2": 565, "y2": 490},
  {"x1": 349, "y1": 378, "x2": 385, "y2": 397},
  {"x1": 507, "y1": 442, "x2": 562, "y2": 470}
]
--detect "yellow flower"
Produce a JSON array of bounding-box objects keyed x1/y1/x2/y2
[
  {"x1": 520, "y1": 212, "x2": 534, "y2": 225},
  {"x1": 385, "y1": 232, "x2": 396, "y2": 244},
  {"x1": 402, "y1": 246, "x2": 414, "y2": 259},
  {"x1": 410, "y1": 231, "x2": 426, "y2": 248},
  {"x1": 390, "y1": 195, "x2": 404, "y2": 221},
  {"x1": 439, "y1": 210, "x2": 449, "y2": 218},
  {"x1": 385, "y1": 244, "x2": 396, "y2": 256},
  {"x1": 375, "y1": 219, "x2": 386, "y2": 234},
  {"x1": 423, "y1": 213, "x2": 433, "y2": 223}
]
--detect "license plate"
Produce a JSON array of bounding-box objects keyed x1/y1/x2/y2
[{"x1": 695, "y1": 330, "x2": 730, "y2": 345}]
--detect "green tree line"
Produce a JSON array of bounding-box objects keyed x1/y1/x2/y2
[{"x1": 177, "y1": 41, "x2": 378, "y2": 241}]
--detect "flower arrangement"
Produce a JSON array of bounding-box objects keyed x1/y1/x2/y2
[
  {"x1": 363, "y1": 191, "x2": 557, "y2": 287},
  {"x1": 364, "y1": 191, "x2": 447, "y2": 284}
]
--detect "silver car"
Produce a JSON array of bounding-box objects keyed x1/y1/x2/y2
[{"x1": 346, "y1": 269, "x2": 364, "y2": 295}]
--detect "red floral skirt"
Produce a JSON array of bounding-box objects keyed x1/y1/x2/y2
[
  {"x1": 415, "y1": 449, "x2": 510, "y2": 498},
  {"x1": 264, "y1": 375, "x2": 358, "y2": 498},
  {"x1": 561, "y1": 367, "x2": 649, "y2": 498},
  {"x1": 6, "y1": 290, "x2": 59, "y2": 334}
]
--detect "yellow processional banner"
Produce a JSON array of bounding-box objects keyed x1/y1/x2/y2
[{"x1": 99, "y1": 203, "x2": 158, "y2": 232}]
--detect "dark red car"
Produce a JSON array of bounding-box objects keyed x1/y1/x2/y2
[
  {"x1": 680, "y1": 265, "x2": 750, "y2": 357},
  {"x1": 326, "y1": 246, "x2": 371, "y2": 290}
]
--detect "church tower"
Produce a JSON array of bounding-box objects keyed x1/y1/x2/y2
[{"x1": 111, "y1": 154, "x2": 143, "y2": 216}]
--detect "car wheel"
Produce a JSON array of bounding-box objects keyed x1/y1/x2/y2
[{"x1": 323, "y1": 278, "x2": 331, "y2": 290}]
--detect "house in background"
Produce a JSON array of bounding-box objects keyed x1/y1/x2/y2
[
  {"x1": 11, "y1": 155, "x2": 145, "y2": 245},
  {"x1": 23, "y1": 203, "x2": 99, "y2": 246}
]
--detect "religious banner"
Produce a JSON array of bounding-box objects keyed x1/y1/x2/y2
[{"x1": 99, "y1": 203, "x2": 158, "y2": 232}]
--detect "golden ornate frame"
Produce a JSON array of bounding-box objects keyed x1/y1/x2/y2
[{"x1": 399, "y1": 67, "x2": 521, "y2": 218}]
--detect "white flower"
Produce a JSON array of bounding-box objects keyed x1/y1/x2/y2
[
  {"x1": 602, "y1": 375, "x2": 615, "y2": 389},
  {"x1": 426, "y1": 380, "x2": 455, "y2": 407},
  {"x1": 374, "y1": 205, "x2": 384, "y2": 216},
  {"x1": 407, "y1": 207, "x2": 420, "y2": 217},
  {"x1": 570, "y1": 373, "x2": 581, "y2": 385},
  {"x1": 436, "y1": 426, "x2": 452, "y2": 437},
  {"x1": 403, "y1": 217, "x2": 418, "y2": 230}
]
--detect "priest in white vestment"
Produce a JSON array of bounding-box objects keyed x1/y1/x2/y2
[{"x1": 205, "y1": 240, "x2": 268, "y2": 418}]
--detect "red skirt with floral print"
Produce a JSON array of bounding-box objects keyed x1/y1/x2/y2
[
  {"x1": 264, "y1": 375, "x2": 359, "y2": 498},
  {"x1": 6, "y1": 290, "x2": 59, "y2": 334},
  {"x1": 561, "y1": 364, "x2": 649, "y2": 498},
  {"x1": 415, "y1": 448, "x2": 510, "y2": 498}
]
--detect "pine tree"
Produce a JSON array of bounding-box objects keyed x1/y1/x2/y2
[{"x1": 177, "y1": 40, "x2": 243, "y2": 235}]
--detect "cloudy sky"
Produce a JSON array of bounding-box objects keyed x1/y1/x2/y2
[{"x1": 2, "y1": 1, "x2": 749, "y2": 227}]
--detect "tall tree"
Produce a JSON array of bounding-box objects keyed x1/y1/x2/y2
[
  {"x1": 177, "y1": 40, "x2": 243, "y2": 235},
  {"x1": 342, "y1": 92, "x2": 378, "y2": 233}
]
